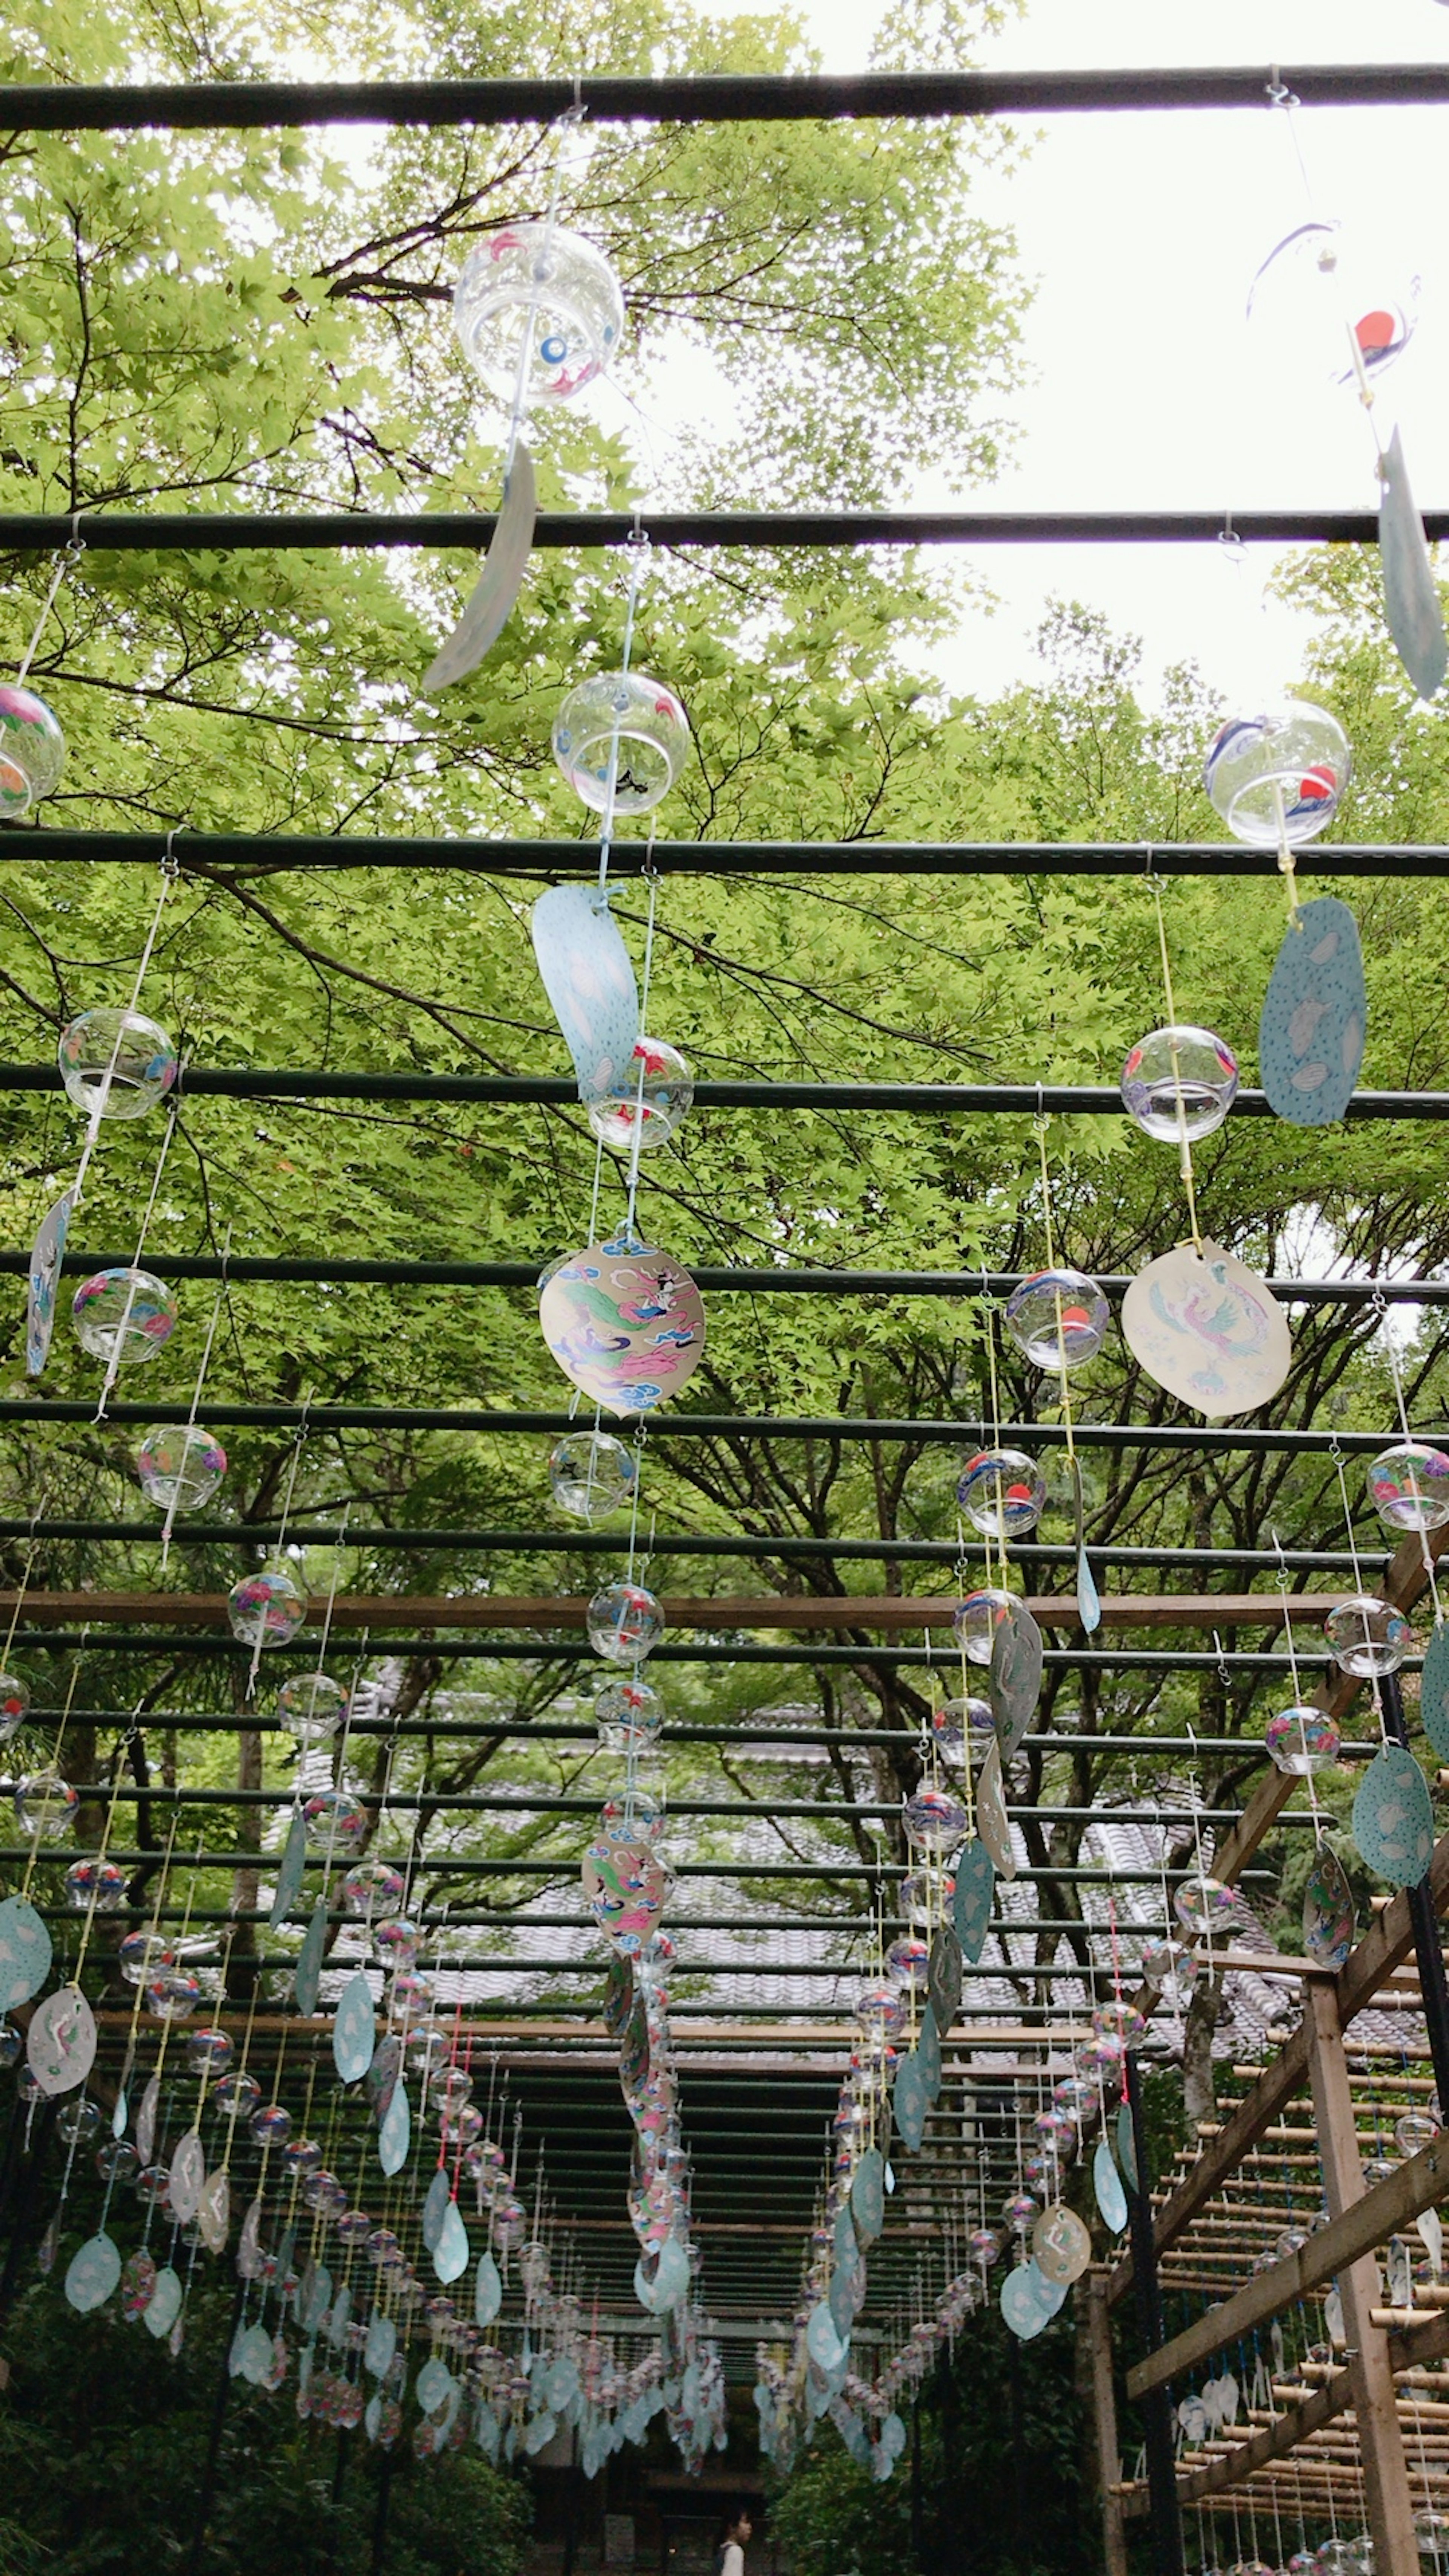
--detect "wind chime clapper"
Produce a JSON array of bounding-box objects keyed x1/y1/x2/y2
[{"x1": 425, "y1": 104, "x2": 613, "y2": 692}]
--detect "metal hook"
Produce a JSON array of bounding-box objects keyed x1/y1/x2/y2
[
  {"x1": 1265, "y1": 68, "x2": 1300, "y2": 110},
  {"x1": 161, "y1": 825, "x2": 181, "y2": 882},
  {"x1": 1218, "y1": 510, "x2": 1246, "y2": 563}
]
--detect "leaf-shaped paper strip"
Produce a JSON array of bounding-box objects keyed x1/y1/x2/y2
[
  {"x1": 474, "y1": 2248, "x2": 502, "y2": 2327},
  {"x1": 65, "y1": 2232, "x2": 120, "y2": 2315},
  {"x1": 332, "y1": 1969, "x2": 376, "y2": 2083},
  {"x1": 433, "y1": 2195, "x2": 469, "y2": 2285},
  {"x1": 988, "y1": 1598, "x2": 1043, "y2": 1758},
  {"x1": 1258, "y1": 898, "x2": 1367, "y2": 1130},
  {"x1": 27, "y1": 1188, "x2": 72, "y2": 1378},
  {"x1": 1353, "y1": 1741, "x2": 1434, "y2": 1887},
  {"x1": 893, "y1": 2050, "x2": 927, "y2": 2154},
  {"x1": 365, "y1": 2311, "x2": 397, "y2": 2379},
  {"x1": 927, "y1": 1926, "x2": 962, "y2": 2035},
  {"x1": 169, "y1": 2130, "x2": 205, "y2": 2225},
  {"x1": 144, "y1": 2266, "x2": 182, "y2": 2340},
  {"x1": 0, "y1": 1895, "x2": 52, "y2": 2012},
  {"x1": 136, "y1": 2073, "x2": 160, "y2": 2167},
  {"x1": 917, "y1": 2001, "x2": 941, "y2": 2102},
  {"x1": 378, "y1": 2073, "x2": 411, "y2": 2177},
  {"x1": 27, "y1": 1984, "x2": 96, "y2": 2095},
  {"x1": 269, "y1": 1807, "x2": 307, "y2": 1929},
  {"x1": 423, "y1": 443, "x2": 538, "y2": 694},
  {"x1": 1094, "y1": 2136, "x2": 1129, "y2": 2233},
  {"x1": 293, "y1": 1895, "x2": 326, "y2": 2016},
  {"x1": 953, "y1": 1838, "x2": 995, "y2": 1962},
  {"x1": 850, "y1": 2148, "x2": 885, "y2": 2248},
  {"x1": 531, "y1": 885, "x2": 640, "y2": 1100},
  {"x1": 422, "y1": 2164, "x2": 452, "y2": 2252},
  {"x1": 1379, "y1": 427, "x2": 1448, "y2": 702},
  {"x1": 1115, "y1": 2101, "x2": 1140, "y2": 2193},
  {"x1": 1304, "y1": 1836, "x2": 1355, "y2": 1968},
  {"x1": 976, "y1": 1742, "x2": 1016, "y2": 1882}
]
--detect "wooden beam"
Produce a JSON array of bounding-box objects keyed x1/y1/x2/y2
[
  {"x1": 1211, "y1": 1515, "x2": 1449, "y2": 1885},
  {"x1": 1124, "y1": 2130, "x2": 1449, "y2": 2398},
  {"x1": 1306, "y1": 1976, "x2": 1418, "y2": 2576},
  {"x1": 0, "y1": 1587, "x2": 1372, "y2": 1631},
  {"x1": 1109, "y1": 1825, "x2": 1449, "y2": 2308},
  {"x1": 1084, "y1": 2279, "x2": 1129, "y2": 2576},
  {"x1": 1119, "y1": 2368, "x2": 1355, "y2": 2517}
]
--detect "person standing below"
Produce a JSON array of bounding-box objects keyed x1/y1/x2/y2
[{"x1": 717, "y1": 2508, "x2": 752, "y2": 2576}]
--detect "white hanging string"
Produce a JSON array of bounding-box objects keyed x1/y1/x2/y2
[
  {"x1": 1378, "y1": 1296, "x2": 1447, "y2": 1629},
  {"x1": 14, "y1": 533, "x2": 84, "y2": 687},
  {"x1": 72, "y1": 852, "x2": 180, "y2": 1207},
  {"x1": 92, "y1": 1104, "x2": 180, "y2": 1424},
  {"x1": 245, "y1": 1397, "x2": 313, "y2": 1702},
  {"x1": 1271, "y1": 1527, "x2": 1326, "y2": 1841},
  {"x1": 595, "y1": 530, "x2": 648, "y2": 905},
  {"x1": 1331, "y1": 1440, "x2": 1389, "y2": 1742},
  {"x1": 158, "y1": 1222, "x2": 232, "y2": 1571}
]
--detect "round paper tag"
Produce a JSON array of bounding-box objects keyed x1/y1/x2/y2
[{"x1": 1122, "y1": 1239, "x2": 1291, "y2": 1418}]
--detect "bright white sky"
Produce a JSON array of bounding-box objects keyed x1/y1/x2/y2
[{"x1": 684, "y1": 0, "x2": 1449, "y2": 704}]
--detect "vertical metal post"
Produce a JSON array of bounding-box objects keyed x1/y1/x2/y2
[
  {"x1": 1380, "y1": 1670, "x2": 1449, "y2": 2113},
  {"x1": 1305, "y1": 1975, "x2": 1418, "y2": 2573},
  {"x1": 1124, "y1": 2052, "x2": 1185, "y2": 2576},
  {"x1": 1084, "y1": 2277, "x2": 1129, "y2": 2576}
]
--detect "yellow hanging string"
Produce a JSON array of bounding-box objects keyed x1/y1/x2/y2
[
  {"x1": 1148, "y1": 882, "x2": 1206, "y2": 1257},
  {"x1": 1034, "y1": 1122, "x2": 1083, "y2": 1473}
]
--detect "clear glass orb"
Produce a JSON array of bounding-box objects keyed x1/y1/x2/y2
[
  {"x1": 1173, "y1": 1875, "x2": 1236, "y2": 1936},
  {"x1": 586, "y1": 1581, "x2": 664, "y2": 1663},
  {"x1": 0, "y1": 1672, "x2": 31, "y2": 1742},
  {"x1": 1004, "y1": 1268, "x2": 1109, "y2": 1372},
  {"x1": 1367, "y1": 1440, "x2": 1449, "y2": 1533},
  {"x1": 584, "y1": 1038, "x2": 694, "y2": 1153},
  {"x1": 1415, "y1": 2510, "x2": 1449, "y2": 2565},
  {"x1": 855, "y1": 1979, "x2": 907, "y2": 2038},
  {"x1": 441, "y1": 2102, "x2": 484, "y2": 2148},
  {"x1": 1138, "y1": 1937, "x2": 1180, "y2": 1989},
  {"x1": 228, "y1": 1565, "x2": 307, "y2": 1649},
  {"x1": 595, "y1": 1673, "x2": 665, "y2": 1753},
  {"x1": 1001, "y1": 2192, "x2": 1038, "y2": 2230},
  {"x1": 146, "y1": 1968, "x2": 200, "y2": 2022},
  {"x1": 1033, "y1": 2107, "x2": 1075, "y2": 2147},
  {"x1": 63, "y1": 1856, "x2": 126, "y2": 1910},
  {"x1": 135, "y1": 1424, "x2": 227, "y2": 1512},
  {"x1": 885, "y1": 1934, "x2": 930, "y2": 1989},
  {"x1": 957, "y1": 1447, "x2": 1046, "y2": 1538},
  {"x1": 1203, "y1": 700, "x2": 1351, "y2": 847},
  {"x1": 302, "y1": 1787, "x2": 368, "y2": 1853},
  {"x1": 901, "y1": 1862, "x2": 956, "y2": 1923},
  {"x1": 952, "y1": 1588, "x2": 1015, "y2": 1667},
  {"x1": 119, "y1": 1929, "x2": 173, "y2": 1985},
  {"x1": 390, "y1": 1969, "x2": 436, "y2": 2029},
  {"x1": 930, "y1": 1695, "x2": 995, "y2": 1764},
  {"x1": 215, "y1": 2069, "x2": 261, "y2": 2118},
  {"x1": 1397, "y1": 2107, "x2": 1441, "y2": 2155},
  {"x1": 186, "y1": 2025, "x2": 232, "y2": 2073},
  {"x1": 342, "y1": 1859, "x2": 404, "y2": 1917},
  {"x1": 1248, "y1": 220, "x2": 1417, "y2": 385},
  {"x1": 1265, "y1": 1703, "x2": 1341, "y2": 1775},
  {"x1": 58, "y1": 1009, "x2": 178, "y2": 1121},
  {"x1": 429, "y1": 2065, "x2": 473, "y2": 2113},
  {"x1": 1324, "y1": 1592, "x2": 1410, "y2": 1676},
  {"x1": 275, "y1": 1670, "x2": 346, "y2": 1743},
  {"x1": 14, "y1": 1769, "x2": 76, "y2": 1839},
  {"x1": 1076, "y1": 2030, "x2": 1127, "y2": 2074},
  {"x1": 251, "y1": 2101, "x2": 293, "y2": 2148},
  {"x1": 0, "y1": 2024, "x2": 20, "y2": 2069},
  {"x1": 1120, "y1": 1025, "x2": 1239, "y2": 1142},
  {"x1": 57, "y1": 2093, "x2": 100, "y2": 2146},
  {"x1": 548, "y1": 1429, "x2": 637, "y2": 1524},
  {"x1": 552, "y1": 671, "x2": 691, "y2": 817},
  {"x1": 1091, "y1": 2000, "x2": 1146, "y2": 2050},
  {"x1": 0, "y1": 685, "x2": 65, "y2": 816},
  {"x1": 71, "y1": 1265, "x2": 177, "y2": 1364},
  {"x1": 902, "y1": 1784, "x2": 968, "y2": 1850},
  {"x1": 100, "y1": 2141, "x2": 140, "y2": 2188},
  {"x1": 374, "y1": 1917, "x2": 420, "y2": 1972},
  {"x1": 453, "y1": 222, "x2": 625, "y2": 404}
]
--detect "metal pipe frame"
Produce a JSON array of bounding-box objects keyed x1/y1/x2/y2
[
  {"x1": 5, "y1": 64, "x2": 1449, "y2": 130},
  {"x1": 4, "y1": 505, "x2": 1449, "y2": 552},
  {"x1": 5, "y1": 827, "x2": 1449, "y2": 880},
  {"x1": 14, "y1": 1781, "x2": 1323, "y2": 1825},
  {"x1": 4, "y1": 1054, "x2": 1449, "y2": 1122},
  {"x1": 0, "y1": 1631, "x2": 1331, "y2": 1668},
  {"x1": 2, "y1": 1715, "x2": 1327, "y2": 1757},
  {"x1": 0, "y1": 1847, "x2": 1272, "y2": 1883},
  {"x1": 0, "y1": 1399, "x2": 1414, "y2": 1453},
  {"x1": 0, "y1": 1246, "x2": 1438, "y2": 1300},
  {"x1": 0, "y1": 1518, "x2": 1384, "y2": 1576}
]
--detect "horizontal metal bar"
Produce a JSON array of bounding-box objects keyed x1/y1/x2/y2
[
  {"x1": 36, "y1": 1781, "x2": 1321, "y2": 1822},
  {"x1": 4, "y1": 1055, "x2": 1447, "y2": 1121},
  {"x1": 0, "y1": 1518, "x2": 1380, "y2": 1575},
  {"x1": 0, "y1": 1629, "x2": 1328, "y2": 1668},
  {"x1": 6, "y1": 1248, "x2": 1443, "y2": 1301},
  {"x1": 9, "y1": 1715, "x2": 1309, "y2": 1756},
  {"x1": 5, "y1": 66, "x2": 1449, "y2": 132},
  {"x1": 9, "y1": 827, "x2": 1449, "y2": 881},
  {"x1": 0, "y1": 1848, "x2": 1269, "y2": 1882},
  {"x1": 0, "y1": 1400, "x2": 1409, "y2": 1453},
  {"x1": 6, "y1": 509, "x2": 1449, "y2": 557}
]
